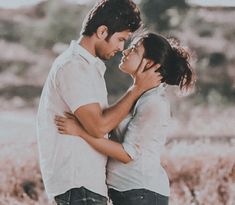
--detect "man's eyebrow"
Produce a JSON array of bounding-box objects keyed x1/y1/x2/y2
[
  {"x1": 124, "y1": 36, "x2": 129, "y2": 41},
  {"x1": 119, "y1": 37, "x2": 128, "y2": 41}
]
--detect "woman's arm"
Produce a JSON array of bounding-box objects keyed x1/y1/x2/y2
[
  {"x1": 80, "y1": 131, "x2": 132, "y2": 163},
  {"x1": 55, "y1": 113, "x2": 132, "y2": 163}
]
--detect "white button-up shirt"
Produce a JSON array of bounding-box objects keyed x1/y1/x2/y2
[
  {"x1": 107, "y1": 84, "x2": 171, "y2": 197},
  {"x1": 36, "y1": 40, "x2": 108, "y2": 200}
]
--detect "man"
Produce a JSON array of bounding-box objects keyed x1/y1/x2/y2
[{"x1": 37, "y1": 0, "x2": 162, "y2": 204}]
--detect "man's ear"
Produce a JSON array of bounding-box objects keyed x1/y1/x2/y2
[{"x1": 96, "y1": 25, "x2": 108, "y2": 40}]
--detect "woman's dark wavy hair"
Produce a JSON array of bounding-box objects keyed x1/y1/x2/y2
[
  {"x1": 81, "y1": 0, "x2": 142, "y2": 38},
  {"x1": 142, "y1": 33, "x2": 195, "y2": 90}
]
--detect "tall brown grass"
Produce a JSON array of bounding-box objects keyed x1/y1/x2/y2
[{"x1": 0, "y1": 142, "x2": 234, "y2": 205}]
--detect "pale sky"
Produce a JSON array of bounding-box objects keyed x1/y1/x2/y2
[
  {"x1": 0, "y1": 0, "x2": 235, "y2": 9},
  {"x1": 0, "y1": 0, "x2": 44, "y2": 8},
  {"x1": 188, "y1": 0, "x2": 235, "y2": 7}
]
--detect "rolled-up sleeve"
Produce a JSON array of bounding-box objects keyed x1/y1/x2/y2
[
  {"x1": 55, "y1": 60, "x2": 99, "y2": 113},
  {"x1": 122, "y1": 96, "x2": 170, "y2": 160}
]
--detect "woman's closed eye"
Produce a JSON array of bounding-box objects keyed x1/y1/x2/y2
[{"x1": 129, "y1": 45, "x2": 137, "y2": 53}]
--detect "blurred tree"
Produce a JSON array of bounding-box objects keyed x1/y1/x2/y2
[
  {"x1": 140, "y1": 0, "x2": 189, "y2": 31},
  {"x1": 42, "y1": 1, "x2": 89, "y2": 47},
  {"x1": 0, "y1": 20, "x2": 22, "y2": 42},
  {"x1": 20, "y1": 0, "x2": 90, "y2": 50}
]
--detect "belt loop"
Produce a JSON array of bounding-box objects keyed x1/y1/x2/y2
[
  {"x1": 108, "y1": 196, "x2": 111, "y2": 203},
  {"x1": 67, "y1": 189, "x2": 71, "y2": 205}
]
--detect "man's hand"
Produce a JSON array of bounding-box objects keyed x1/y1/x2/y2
[{"x1": 133, "y1": 59, "x2": 162, "y2": 93}]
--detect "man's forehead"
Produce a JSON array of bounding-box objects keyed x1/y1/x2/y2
[
  {"x1": 116, "y1": 30, "x2": 132, "y2": 39},
  {"x1": 124, "y1": 33, "x2": 133, "y2": 40}
]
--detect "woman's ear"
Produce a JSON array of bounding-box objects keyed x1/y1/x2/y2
[
  {"x1": 96, "y1": 25, "x2": 108, "y2": 40},
  {"x1": 145, "y1": 60, "x2": 155, "y2": 69}
]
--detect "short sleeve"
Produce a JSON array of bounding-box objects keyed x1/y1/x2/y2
[
  {"x1": 55, "y1": 60, "x2": 99, "y2": 113},
  {"x1": 122, "y1": 96, "x2": 170, "y2": 160}
]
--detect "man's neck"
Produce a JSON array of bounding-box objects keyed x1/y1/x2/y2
[{"x1": 78, "y1": 36, "x2": 97, "y2": 57}]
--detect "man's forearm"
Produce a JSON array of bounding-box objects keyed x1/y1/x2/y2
[
  {"x1": 101, "y1": 85, "x2": 143, "y2": 134},
  {"x1": 74, "y1": 62, "x2": 162, "y2": 138}
]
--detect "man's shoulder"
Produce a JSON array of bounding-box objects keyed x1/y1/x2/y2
[{"x1": 52, "y1": 50, "x2": 90, "y2": 75}]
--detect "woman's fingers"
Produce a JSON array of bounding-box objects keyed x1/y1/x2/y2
[
  {"x1": 54, "y1": 114, "x2": 74, "y2": 135},
  {"x1": 54, "y1": 116, "x2": 65, "y2": 126},
  {"x1": 55, "y1": 120, "x2": 64, "y2": 126},
  {"x1": 54, "y1": 118, "x2": 66, "y2": 132},
  {"x1": 58, "y1": 126, "x2": 65, "y2": 131},
  {"x1": 57, "y1": 125, "x2": 68, "y2": 135},
  {"x1": 55, "y1": 115, "x2": 66, "y2": 122},
  {"x1": 64, "y1": 112, "x2": 76, "y2": 120},
  {"x1": 59, "y1": 130, "x2": 65, "y2": 134}
]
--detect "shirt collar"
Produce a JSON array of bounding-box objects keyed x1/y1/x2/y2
[
  {"x1": 69, "y1": 39, "x2": 106, "y2": 77},
  {"x1": 142, "y1": 83, "x2": 167, "y2": 97}
]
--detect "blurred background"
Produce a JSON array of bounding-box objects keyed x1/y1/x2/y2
[{"x1": 0, "y1": 0, "x2": 234, "y2": 204}]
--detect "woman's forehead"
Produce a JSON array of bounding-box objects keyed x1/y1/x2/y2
[
  {"x1": 129, "y1": 40, "x2": 145, "y2": 56},
  {"x1": 129, "y1": 37, "x2": 143, "y2": 48}
]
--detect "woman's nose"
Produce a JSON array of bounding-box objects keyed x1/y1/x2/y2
[{"x1": 123, "y1": 48, "x2": 130, "y2": 56}]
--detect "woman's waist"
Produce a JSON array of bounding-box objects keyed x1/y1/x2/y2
[
  {"x1": 106, "y1": 166, "x2": 170, "y2": 195},
  {"x1": 107, "y1": 157, "x2": 165, "y2": 179}
]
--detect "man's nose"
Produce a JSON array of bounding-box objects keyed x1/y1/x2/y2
[{"x1": 117, "y1": 42, "x2": 125, "y2": 51}]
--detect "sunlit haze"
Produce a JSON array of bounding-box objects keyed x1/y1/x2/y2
[{"x1": 0, "y1": 0, "x2": 235, "y2": 9}]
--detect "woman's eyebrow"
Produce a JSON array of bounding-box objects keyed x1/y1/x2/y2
[
  {"x1": 129, "y1": 43, "x2": 137, "y2": 50},
  {"x1": 132, "y1": 44, "x2": 137, "y2": 49}
]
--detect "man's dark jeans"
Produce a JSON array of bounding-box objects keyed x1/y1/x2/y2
[
  {"x1": 54, "y1": 187, "x2": 108, "y2": 205},
  {"x1": 108, "y1": 188, "x2": 169, "y2": 205}
]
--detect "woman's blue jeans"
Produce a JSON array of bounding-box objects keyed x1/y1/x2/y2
[{"x1": 108, "y1": 188, "x2": 169, "y2": 205}]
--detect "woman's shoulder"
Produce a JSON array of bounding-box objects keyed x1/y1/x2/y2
[
  {"x1": 138, "y1": 86, "x2": 169, "y2": 106},
  {"x1": 133, "y1": 87, "x2": 170, "y2": 116}
]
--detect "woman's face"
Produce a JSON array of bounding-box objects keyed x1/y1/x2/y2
[{"x1": 119, "y1": 40, "x2": 145, "y2": 76}]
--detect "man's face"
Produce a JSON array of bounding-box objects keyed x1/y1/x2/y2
[{"x1": 96, "y1": 30, "x2": 132, "y2": 60}]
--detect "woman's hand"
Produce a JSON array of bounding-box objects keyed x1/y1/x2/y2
[{"x1": 54, "y1": 112, "x2": 85, "y2": 137}]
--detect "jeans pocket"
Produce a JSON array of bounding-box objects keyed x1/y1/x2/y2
[
  {"x1": 129, "y1": 194, "x2": 145, "y2": 201},
  {"x1": 88, "y1": 198, "x2": 107, "y2": 205},
  {"x1": 55, "y1": 198, "x2": 70, "y2": 205},
  {"x1": 156, "y1": 193, "x2": 169, "y2": 205},
  {"x1": 84, "y1": 188, "x2": 107, "y2": 205},
  {"x1": 125, "y1": 189, "x2": 146, "y2": 203},
  {"x1": 54, "y1": 190, "x2": 71, "y2": 205},
  {"x1": 87, "y1": 195, "x2": 107, "y2": 205}
]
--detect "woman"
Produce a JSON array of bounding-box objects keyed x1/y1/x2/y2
[{"x1": 55, "y1": 33, "x2": 195, "y2": 205}]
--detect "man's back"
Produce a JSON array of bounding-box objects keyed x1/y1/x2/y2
[{"x1": 36, "y1": 41, "x2": 108, "y2": 200}]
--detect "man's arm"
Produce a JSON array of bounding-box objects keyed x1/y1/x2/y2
[
  {"x1": 74, "y1": 86, "x2": 142, "y2": 138},
  {"x1": 74, "y1": 60, "x2": 162, "y2": 138}
]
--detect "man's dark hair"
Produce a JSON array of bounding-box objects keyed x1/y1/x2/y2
[{"x1": 81, "y1": 0, "x2": 142, "y2": 38}]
